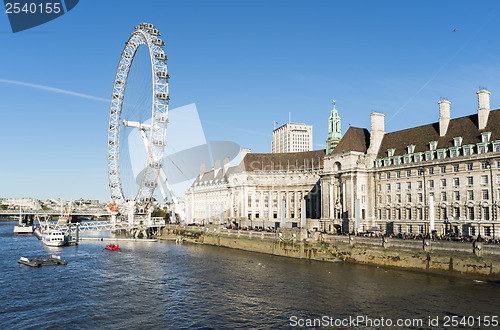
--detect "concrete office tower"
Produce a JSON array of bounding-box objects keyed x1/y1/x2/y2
[{"x1": 272, "y1": 123, "x2": 313, "y2": 153}]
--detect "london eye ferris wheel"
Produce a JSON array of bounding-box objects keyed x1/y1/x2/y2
[{"x1": 107, "y1": 23, "x2": 173, "y2": 215}]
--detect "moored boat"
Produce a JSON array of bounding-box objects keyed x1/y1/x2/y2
[
  {"x1": 18, "y1": 255, "x2": 67, "y2": 267},
  {"x1": 13, "y1": 225, "x2": 34, "y2": 235},
  {"x1": 13, "y1": 204, "x2": 34, "y2": 235},
  {"x1": 41, "y1": 229, "x2": 68, "y2": 247}
]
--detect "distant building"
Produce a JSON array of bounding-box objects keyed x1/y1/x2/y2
[
  {"x1": 3, "y1": 198, "x2": 42, "y2": 210},
  {"x1": 326, "y1": 101, "x2": 342, "y2": 154},
  {"x1": 271, "y1": 123, "x2": 312, "y2": 153}
]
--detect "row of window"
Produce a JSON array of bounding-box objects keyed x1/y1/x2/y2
[
  {"x1": 390, "y1": 224, "x2": 494, "y2": 236},
  {"x1": 378, "y1": 188, "x2": 495, "y2": 204},
  {"x1": 379, "y1": 161, "x2": 499, "y2": 180},
  {"x1": 376, "y1": 136, "x2": 500, "y2": 168},
  {"x1": 379, "y1": 174, "x2": 498, "y2": 192},
  {"x1": 377, "y1": 205, "x2": 493, "y2": 221}
]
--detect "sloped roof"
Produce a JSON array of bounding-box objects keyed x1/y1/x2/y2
[
  {"x1": 190, "y1": 149, "x2": 326, "y2": 188},
  {"x1": 191, "y1": 166, "x2": 229, "y2": 185},
  {"x1": 331, "y1": 126, "x2": 371, "y2": 154},
  {"x1": 238, "y1": 149, "x2": 326, "y2": 172},
  {"x1": 376, "y1": 109, "x2": 500, "y2": 158}
]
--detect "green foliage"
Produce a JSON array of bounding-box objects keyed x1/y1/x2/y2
[
  {"x1": 0, "y1": 205, "x2": 7, "y2": 210},
  {"x1": 151, "y1": 209, "x2": 166, "y2": 218}
]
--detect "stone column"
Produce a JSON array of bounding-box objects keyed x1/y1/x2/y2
[
  {"x1": 329, "y1": 180, "x2": 334, "y2": 219},
  {"x1": 293, "y1": 191, "x2": 300, "y2": 219},
  {"x1": 317, "y1": 186, "x2": 321, "y2": 219},
  {"x1": 251, "y1": 192, "x2": 255, "y2": 220},
  {"x1": 259, "y1": 191, "x2": 264, "y2": 219},
  {"x1": 269, "y1": 191, "x2": 274, "y2": 222},
  {"x1": 277, "y1": 191, "x2": 282, "y2": 220},
  {"x1": 322, "y1": 181, "x2": 329, "y2": 219},
  {"x1": 307, "y1": 192, "x2": 312, "y2": 218},
  {"x1": 243, "y1": 188, "x2": 248, "y2": 219},
  {"x1": 287, "y1": 192, "x2": 292, "y2": 218}
]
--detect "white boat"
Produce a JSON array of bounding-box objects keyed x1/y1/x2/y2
[
  {"x1": 13, "y1": 225, "x2": 34, "y2": 235},
  {"x1": 13, "y1": 204, "x2": 34, "y2": 235},
  {"x1": 41, "y1": 229, "x2": 68, "y2": 247}
]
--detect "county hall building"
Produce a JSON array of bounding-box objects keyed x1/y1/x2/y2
[
  {"x1": 186, "y1": 89, "x2": 500, "y2": 238},
  {"x1": 321, "y1": 89, "x2": 500, "y2": 238}
]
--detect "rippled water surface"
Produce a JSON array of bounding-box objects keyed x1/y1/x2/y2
[{"x1": 1, "y1": 221, "x2": 499, "y2": 329}]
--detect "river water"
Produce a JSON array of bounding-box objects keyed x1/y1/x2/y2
[{"x1": 1, "y1": 221, "x2": 499, "y2": 329}]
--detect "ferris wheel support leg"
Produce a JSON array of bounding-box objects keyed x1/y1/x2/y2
[
  {"x1": 156, "y1": 176, "x2": 169, "y2": 202},
  {"x1": 128, "y1": 208, "x2": 134, "y2": 229},
  {"x1": 158, "y1": 169, "x2": 184, "y2": 221},
  {"x1": 111, "y1": 213, "x2": 117, "y2": 229}
]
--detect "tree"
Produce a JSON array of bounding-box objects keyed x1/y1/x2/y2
[{"x1": 151, "y1": 209, "x2": 166, "y2": 218}]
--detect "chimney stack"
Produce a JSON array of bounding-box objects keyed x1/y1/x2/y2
[
  {"x1": 240, "y1": 148, "x2": 251, "y2": 161},
  {"x1": 477, "y1": 89, "x2": 491, "y2": 130},
  {"x1": 223, "y1": 157, "x2": 230, "y2": 175},
  {"x1": 213, "y1": 159, "x2": 221, "y2": 177},
  {"x1": 199, "y1": 163, "x2": 206, "y2": 179},
  {"x1": 438, "y1": 99, "x2": 451, "y2": 137},
  {"x1": 367, "y1": 112, "x2": 385, "y2": 156}
]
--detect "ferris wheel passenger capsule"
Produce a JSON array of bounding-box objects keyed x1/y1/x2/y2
[
  {"x1": 153, "y1": 139, "x2": 166, "y2": 147},
  {"x1": 156, "y1": 92, "x2": 170, "y2": 100},
  {"x1": 144, "y1": 181, "x2": 157, "y2": 188},
  {"x1": 156, "y1": 115, "x2": 168, "y2": 123},
  {"x1": 149, "y1": 161, "x2": 162, "y2": 169},
  {"x1": 149, "y1": 29, "x2": 161, "y2": 36},
  {"x1": 154, "y1": 53, "x2": 168, "y2": 61},
  {"x1": 152, "y1": 38, "x2": 164, "y2": 46},
  {"x1": 156, "y1": 71, "x2": 169, "y2": 79}
]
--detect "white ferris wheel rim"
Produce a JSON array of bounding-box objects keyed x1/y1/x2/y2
[{"x1": 107, "y1": 23, "x2": 169, "y2": 209}]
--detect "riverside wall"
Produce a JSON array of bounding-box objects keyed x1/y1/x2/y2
[{"x1": 161, "y1": 226, "x2": 500, "y2": 279}]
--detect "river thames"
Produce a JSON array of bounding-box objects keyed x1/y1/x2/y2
[{"x1": 1, "y1": 221, "x2": 499, "y2": 329}]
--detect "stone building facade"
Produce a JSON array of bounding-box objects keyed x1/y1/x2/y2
[
  {"x1": 321, "y1": 89, "x2": 500, "y2": 238},
  {"x1": 185, "y1": 150, "x2": 325, "y2": 229},
  {"x1": 186, "y1": 89, "x2": 500, "y2": 238}
]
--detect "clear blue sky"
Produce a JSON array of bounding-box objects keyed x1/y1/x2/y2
[{"x1": 2, "y1": 0, "x2": 500, "y2": 202}]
